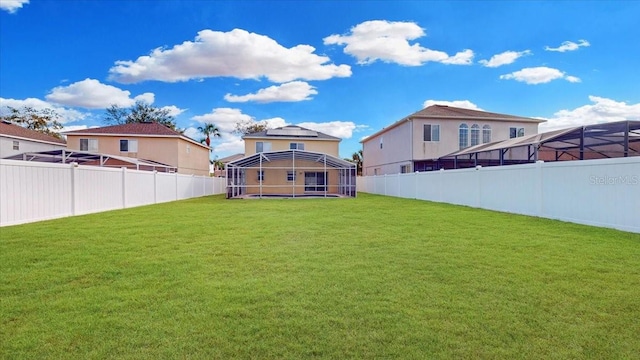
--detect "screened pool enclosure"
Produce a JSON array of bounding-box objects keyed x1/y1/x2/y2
[{"x1": 226, "y1": 150, "x2": 357, "y2": 198}]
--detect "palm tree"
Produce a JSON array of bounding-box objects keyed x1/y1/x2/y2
[
  {"x1": 197, "y1": 123, "x2": 221, "y2": 149},
  {"x1": 352, "y1": 149, "x2": 363, "y2": 176}
]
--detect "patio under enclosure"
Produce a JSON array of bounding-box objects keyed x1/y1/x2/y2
[{"x1": 226, "y1": 150, "x2": 357, "y2": 199}]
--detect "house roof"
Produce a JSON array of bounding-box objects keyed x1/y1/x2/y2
[
  {"x1": 63, "y1": 121, "x2": 208, "y2": 149},
  {"x1": 217, "y1": 153, "x2": 245, "y2": 163},
  {"x1": 0, "y1": 120, "x2": 67, "y2": 145},
  {"x1": 243, "y1": 125, "x2": 340, "y2": 141},
  {"x1": 361, "y1": 105, "x2": 546, "y2": 143}
]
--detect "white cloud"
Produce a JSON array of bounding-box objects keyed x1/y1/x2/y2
[
  {"x1": 297, "y1": 121, "x2": 358, "y2": 139},
  {"x1": 540, "y1": 96, "x2": 640, "y2": 131},
  {"x1": 0, "y1": 0, "x2": 29, "y2": 13},
  {"x1": 423, "y1": 99, "x2": 482, "y2": 110},
  {"x1": 545, "y1": 39, "x2": 590, "y2": 52},
  {"x1": 46, "y1": 78, "x2": 155, "y2": 108},
  {"x1": 224, "y1": 81, "x2": 318, "y2": 103},
  {"x1": 0, "y1": 97, "x2": 88, "y2": 123},
  {"x1": 479, "y1": 50, "x2": 531, "y2": 68},
  {"x1": 213, "y1": 134, "x2": 245, "y2": 154},
  {"x1": 161, "y1": 105, "x2": 186, "y2": 117},
  {"x1": 191, "y1": 107, "x2": 253, "y2": 132},
  {"x1": 499, "y1": 66, "x2": 580, "y2": 84},
  {"x1": 109, "y1": 28, "x2": 351, "y2": 84},
  {"x1": 324, "y1": 20, "x2": 474, "y2": 66}
]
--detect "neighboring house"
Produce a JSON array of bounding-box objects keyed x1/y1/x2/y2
[
  {"x1": 226, "y1": 125, "x2": 356, "y2": 198},
  {"x1": 211, "y1": 153, "x2": 244, "y2": 177},
  {"x1": 64, "y1": 122, "x2": 210, "y2": 176},
  {"x1": 0, "y1": 120, "x2": 66, "y2": 157},
  {"x1": 361, "y1": 105, "x2": 546, "y2": 175}
]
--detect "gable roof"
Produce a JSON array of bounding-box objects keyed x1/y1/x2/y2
[
  {"x1": 362, "y1": 105, "x2": 546, "y2": 143},
  {"x1": 63, "y1": 122, "x2": 208, "y2": 149},
  {"x1": 0, "y1": 120, "x2": 66, "y2": 145},
  {"x1": 243, "y1": 125, "x2": 340, "y2": 141}
]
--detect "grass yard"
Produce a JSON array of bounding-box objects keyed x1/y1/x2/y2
[{"x1": 1, "y1": 193, "x2": 639, "y2": 359}]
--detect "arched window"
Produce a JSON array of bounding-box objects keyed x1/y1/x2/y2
[
  {"x1": 470, "y1": 124, "x2": 480, "y2": 146},
  {"x1": 482, "y1": 125, "x2": 491, "y2": 143},
  {"x1": 459, "y1": 123, "x2": 469, "y2": 149}
]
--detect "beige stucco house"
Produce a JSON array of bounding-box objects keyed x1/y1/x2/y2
[
  {"x1": 226, "y1": 125, "x2": 356, "y2": 198},
  {"x1": 64, "y1": 122, "x2": 210, "y2": 176},
  {"x1": 361, "y1": 105, "x2": 546, "y2": 175}
]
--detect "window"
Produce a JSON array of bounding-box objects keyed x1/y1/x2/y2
[
  {"x1": 423, "y1": 124, "x2": 440, "y2": 142},
  {"x1": 79, "y1": 138, "x2": 98, "y2": 152},
  {"x1": 510, "y1": 127, "x2": 525, "y2": 138},
  {"x1": 400, "y1": 165, "x2": 411, "y2": 173},
  {"x1": 380, "y1": 137, "x2": 383, "y2": 149},
  {"x1": 287, "y1": 171, "x2": 296, "y2": 181},
  {"x1": 256, "y1": 141, "x2": 272, "y2": 153},
  {"x1": 257, "y1": 170, "x2": 264, "y2": 181},
  {"x1": 459, "y1": 124, "x2": 469, "y2": 149},
  {"x1": 186, "y1": 144, "x2": 190, "y2": 154},
  {"x1": 12, "y1": 141, "x2": 19, "y2": 150},
  {"x1": 470, "y1": 124, "x2": 480, "y2": 146},
  {"x1": 482, "y1": 125, "x2": 491, "y2": 143},
  {"x1": 119, "y1": 139, "x2": 138, "y2": 152},
  {"x1": 289, "y1": 142, "x2": 305, "y2": 150}
]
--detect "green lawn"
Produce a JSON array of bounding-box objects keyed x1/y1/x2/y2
[{"x1": 1, "y1": 193, "x2": 639, "y2": 359}]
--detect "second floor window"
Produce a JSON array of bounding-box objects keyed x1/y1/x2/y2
[
  {"x1": 256, "y1": 141, "x2": 272, "y2": 153},
  {"x1": 290, "y1": 142, "x2": 304, "y2": 150},
  {"x1": 423, "y1": 124, "x2": 440, "y2": 142},
  {"x1": 120, "y1": 139, "x2": 138, "y2": 152},
  {"x1": 482, "y1": 125, "x2": 491, "y2": 143},
  {"x1": 459, "y1": 124, "x2": 469, "y2": 149},
  {"x1": 470, "y1": 124, "x2": 480, "y2": 146},
  {"x1": 12, "y1": 141, "x2": 19, "y2": 150},
  {"x1": 510, "y1": 127, "x2": 525, "y2": 138},
  {"x1": 80, "y1": 138, "x2": 98, "y2": 152}
]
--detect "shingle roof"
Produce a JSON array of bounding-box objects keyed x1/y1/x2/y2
[
  {"x1": 409, "y1": 105, "x2": 546, "y2": 123},
  {"x1": 362, "y1": 105, "x2": 546, "y2": 143},
  {"x1": 243, "y1": 125, "x2": 340, "y2": 141},
  {"x1": 63, "y1": 122, "x2": 182, "y2": 136},
  {"x1": 0, "y1": 120, "x2": 67, "y2": 145}
]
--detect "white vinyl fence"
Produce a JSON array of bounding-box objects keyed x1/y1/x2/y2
[
  {"x1": 0, "y1": 159, "x2": 227, "y2": 227},
  {"x1": 357, "y1": 157, "x2": 640, "y2": 233}
]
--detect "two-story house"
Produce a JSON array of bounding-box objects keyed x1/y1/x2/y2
[
  {"x1": 64, "y1": 122, "x2": 210, "y2": 175},
  {"x1": 226, "y1": 125, "x2": 356, "y2": 198},
  {"x1": 0, "y1": 120, "x2": 66, "y2": 157},
  {"x1": 361, "y1": 105, "x2": 546, "y2": 175}
]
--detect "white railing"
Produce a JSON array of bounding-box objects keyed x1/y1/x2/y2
[
  {"x1": 0, "y1": 159, "x2": 227, "y2": 227},
  {"x1": 357, "y1": 157, "x2": 640, "y2": 233}
]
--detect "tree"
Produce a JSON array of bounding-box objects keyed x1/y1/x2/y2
[
  {"x1": 103, "y1": 101, "x2": 178, "y2": 131},
  {"x1": 197, "y1": 123, "x2": 221, "y2": 148},
  {"x1": 351, "y1": 149, "x2": 363, "y2": 176},
  {"x1": 0, "y1": 106, "x2": 63, "y2": 138},
  {"x1": 233, "y1": 120, "x2": 269, "y2": 136}
]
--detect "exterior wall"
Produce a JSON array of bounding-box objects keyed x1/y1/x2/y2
[
  {"x1": 362, "y1": 121, "x2": 412, "y2": 176},
  {"x1": 244, "y1": 138, "x2": 339, "y2": 157},
  {"x1": 0, "y1": 136, "x2": 66, "y2": 158},
  {"x1": 242, "y1": 159, "x2": 341, "y2": 195},
  {"x1": 66, "y1": 135, "x2": 209, "y2": 175},
  {"x1": 364, "y1": 118, "x2": 541, "y2": 175},
  {"x1": 176, "y1": 137, "x2": 210, "y2": 176}
]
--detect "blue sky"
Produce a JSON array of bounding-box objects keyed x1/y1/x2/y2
[{"x1": 1, "y1": 0, "x2": 639, "y2": 159}]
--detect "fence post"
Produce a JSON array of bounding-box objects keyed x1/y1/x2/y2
[
  {"x1": 476, "y1": 165, "x2": 482, "y2": 208},
  {"x1": 536, "y1": 161, "x2": 544, "y2": 216},
  {"x1": 154, "y1": 170, "x2": 158, "y2": 204},
  {"x1": 121, "y1": 167, "x2": 127, "y2": 209},
  {"x1": 70, "y1": 162, "x2": 79, "y2": 215}
]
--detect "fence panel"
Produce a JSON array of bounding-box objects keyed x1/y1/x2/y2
[
  {"x1": 0, "y1": 160, "x2": 227, "y2": 227},
  {"x1": 0, "y1": 160, "x2": 73, "y2": 226},
  {"x1": 359, "y1": 158, "x2": 640, "y2": 233}
]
